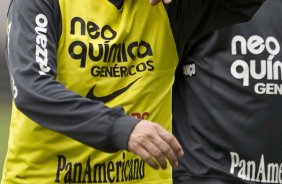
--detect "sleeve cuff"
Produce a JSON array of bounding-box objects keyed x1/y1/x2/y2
[{"x1": 111, "y1": 115, "x2": 140, "y2": 150}]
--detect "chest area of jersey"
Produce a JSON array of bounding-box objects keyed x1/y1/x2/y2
[
  {"x1": 56, "y1": 0, "x2": 177, "y2": 82},
  {"x1": 55, "y1": 0, "x2": 177, "y2": 109},
  {"x1": 184, "y1": 32, "x2": 282, "y2": 98}
]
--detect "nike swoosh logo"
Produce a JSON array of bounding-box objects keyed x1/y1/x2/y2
[{"x1": 86, "y1": 77, "x2": 142, "y2": 103}]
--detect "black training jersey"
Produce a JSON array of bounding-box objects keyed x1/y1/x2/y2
[
  {"x1": 3, "y1": 0, "x2": 178, "y2": 183},
  {"x1": 173, "y1": 1, "x2": 282, "y2": 183}
]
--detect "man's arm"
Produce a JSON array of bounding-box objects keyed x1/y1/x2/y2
[
  {"x1": 165, "y1": 0, "x2": 264, "y2": 58},
  {"x1": 6, "y1": 0, "x2": 183, "y2": 169},
  {"x1": 7, "y1": 0, "x2": 138, "y2": 153}
]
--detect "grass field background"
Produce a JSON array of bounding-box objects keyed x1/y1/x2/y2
[{"x1": 0, "y1": 96, "x2": 11, "y2": 181}]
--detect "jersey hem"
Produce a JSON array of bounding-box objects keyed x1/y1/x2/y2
[{"x1": 173, "y1": 174, "x2": 246, "y2": 184}]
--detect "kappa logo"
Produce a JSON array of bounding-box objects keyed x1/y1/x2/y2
[
  {"x1": 86, "y1": 77, "x2": 142, "y2": 103},
  {"x1": 183, "y1": 63, "x2": 196, "y2": 77}
]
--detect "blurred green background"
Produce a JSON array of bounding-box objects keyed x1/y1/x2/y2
[{"x1": 0, "y1": 0, "x2": 11, "y2": 181}]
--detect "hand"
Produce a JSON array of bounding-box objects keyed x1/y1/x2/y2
[
  {"x1": 149, "y1": 0, "x2": 172, "y2": 6},
  {"x1": 128, "y1": 120, "x2": 184, "y2": 170}
]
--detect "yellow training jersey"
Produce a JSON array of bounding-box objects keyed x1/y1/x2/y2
[{"x1": 2, "y1": 0, "x2": 177, "y2": 183}]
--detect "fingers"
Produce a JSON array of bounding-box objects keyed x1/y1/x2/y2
[
  {"x1": 151, "y1": 133, "x2": 178, "y2": 168},
  {"x1": 128, "y1": 120, "x2": 183, "y2": 170},
  {"x1": 135, "y1": 146, "x2": 160, "y2": 170},
  {"x1": 128, "y1": 126, "x2": 161, "y2": 169},
  {"x1": 149, "y1": 0, "x2": 159, "y2": 6},
  {"x1": 159, "y1": 130, "x2": 184, "y2": 158},
  {"x1": 149, "y1": 0, "x2": 172, "y2": 6},
  {"x1": 144, "y1": 141, "x2": 168, "y2": 169},
  {"x1": 162, "y1": 0, "x2": 172, "y2": 4}
]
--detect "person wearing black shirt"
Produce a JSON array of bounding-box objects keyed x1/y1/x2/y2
[{"x1": 172, "y1": 1, "x2": 282, "y2": 183}]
